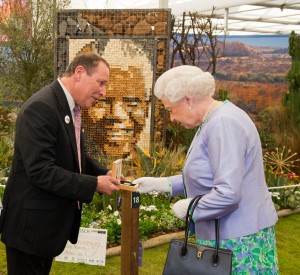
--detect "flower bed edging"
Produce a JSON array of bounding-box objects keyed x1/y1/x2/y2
[{"x1": 277, "y1": 207, "x2": 300, "y2": 217}]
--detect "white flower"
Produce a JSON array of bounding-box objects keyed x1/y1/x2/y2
[
  {"x1": 140, "y1": 205, "x2": 157, "y2": 212},
  {"x1": 150, "y1": 191, "x2": 160, "y2": 197},
  {"x1": 271, "y1": 192, "x2": 280, "y2": 199},
  {"x1": 113, "y1": 211, "x2": 119, "y2": 217},
  {"x1": 117, "y1": 219, "x2": 122, "y2": 225},
  {"x1": 147, "y1": 205, "x2": 157, "y2": 211},
  {"x1": 107, "y1": 205, "x2": 112, "y2": 211}
]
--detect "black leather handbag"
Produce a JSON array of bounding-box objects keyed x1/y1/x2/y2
[{"x1": 163, "y1": 195, "x2": 233, "y2": 275}]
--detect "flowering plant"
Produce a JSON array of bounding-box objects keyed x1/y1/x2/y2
[
  {"x1": 81, "y1": 192, "x2": 184, "y2": 246},
  {"x1": 266, "y1": 171, "x2": 300, "y2": 210},
  {"x1": 263, "y1": 146, "x2": 300, "y2": 175},
  {"x1": 264, "y1": 147, "x2": 300, "y2": 210},
  {"x1": 270, "y1": 187, "x2": 300, "y2": 210}
]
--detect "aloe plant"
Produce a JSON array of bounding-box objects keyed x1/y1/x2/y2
[{"x1": 133, "y1": 143, "x2": 186, "y2": 177}]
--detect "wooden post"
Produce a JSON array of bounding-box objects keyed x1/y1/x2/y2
[
  {"x1": 111, "y1": 160, "x2": 140, "y2": 274},
  {"x1": 121, "y1": 190, "x2": 140, "y2": 275}
]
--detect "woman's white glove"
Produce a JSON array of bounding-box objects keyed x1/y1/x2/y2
[
  {"x1": 172, "y1": 198, "x2": 193, "y2": 220},
  {"x1": 132, "y1": 177, "x2": 171, "y2": 194}
]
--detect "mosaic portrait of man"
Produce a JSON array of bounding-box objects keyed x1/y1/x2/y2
[{"x1": 68, "y1": 38, "x2": 156, "y2": 160}]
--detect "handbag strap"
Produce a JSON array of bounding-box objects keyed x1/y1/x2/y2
[
  {"x1": 213, "y1": 219, "x2": 220, "y2": 265},
  {"x1": 181, "y1": 195, "x2": 220, "y2": 264},
  {"x1": 181, "y1": 195, "x2": 203, "y2": 255}
]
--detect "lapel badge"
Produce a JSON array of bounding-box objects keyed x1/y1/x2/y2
[{"x1": 65, "y1": 115, "x2": 70, "y2": 124}]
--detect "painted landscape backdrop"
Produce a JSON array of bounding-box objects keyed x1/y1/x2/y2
[{"x1": 205, "y1": 35, "x2": 290, "y2": 118}]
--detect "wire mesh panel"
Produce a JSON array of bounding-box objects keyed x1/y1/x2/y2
[{"x1": 55, "y1": 9, "x2": 171, "y2": 160}]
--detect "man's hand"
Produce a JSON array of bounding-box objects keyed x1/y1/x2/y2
[{"x1": 96, "y1": 175, "x2": 120, "y2": 195}]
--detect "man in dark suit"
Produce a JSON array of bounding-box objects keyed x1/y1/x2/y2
[{"x1": 0, "y1": 52, "x2": 121, "y2": 274}]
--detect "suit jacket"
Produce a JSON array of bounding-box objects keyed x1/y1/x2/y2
[{"x1": 0, "y1": 80, "x2": 108, "y2": 257}]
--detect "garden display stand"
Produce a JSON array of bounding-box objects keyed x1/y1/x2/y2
[{"x1": 112, "y1": 160, "x2": 140, "y2": 275}]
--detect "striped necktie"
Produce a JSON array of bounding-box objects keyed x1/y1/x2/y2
[{"x1": 73, "y1": 105, "x2": 81, "y2": 173}]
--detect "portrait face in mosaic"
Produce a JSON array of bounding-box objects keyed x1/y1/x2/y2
[{"x1": 69, "y1": 39, "x2": 154, "y2": 160}]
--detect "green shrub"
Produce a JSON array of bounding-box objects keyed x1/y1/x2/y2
[{"x1": 0, "y1": 107, "x2": 16, "y2": 177}]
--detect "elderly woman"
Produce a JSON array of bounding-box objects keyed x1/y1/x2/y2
[{"x1": 133, "y1": 65, "x2": 279, "y2": 273}]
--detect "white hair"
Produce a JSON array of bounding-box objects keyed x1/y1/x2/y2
[{"x1": 154, "y1": 65, "x2": 215, "y2": 103}]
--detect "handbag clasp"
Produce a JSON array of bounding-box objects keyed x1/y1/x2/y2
[{"x1": 197, "y1": 250, "x2": 203, "y2": 259}]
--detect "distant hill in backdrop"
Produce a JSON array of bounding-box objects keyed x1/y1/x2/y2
[
  {"x1": 222, "y1": 34, "x2": 289, "y2": 48},
  {"x1": 223, "y1": 41, "x2": 261, "y2": 57},
  {"x1": 172, "y1": 34, "x2": 290, "y2": 115},
  {"x1": 216, "y1": 41, "x2": 290, "y2": 78},
  {"x1": 215, "y1": 38, "x2": 291, "y2": 116},
  {"x1": 213, "y1": 35, "x2": 290, "y2": 115}
]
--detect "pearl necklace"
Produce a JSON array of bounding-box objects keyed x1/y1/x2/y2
[{"x1": 202, "y1": 100, "x2": 217, "y2": 123}]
